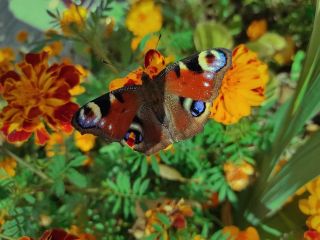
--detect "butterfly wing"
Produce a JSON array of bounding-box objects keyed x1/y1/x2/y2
[
  {"x1": 159, "y1": 48, "x2": 232, "y2": 141},
  {"x1": 72, "y1": 87, "x2": 141, "y2": 142},
  {"x1": 72, "y1": 85, "x2": 173, "y2": 155}
]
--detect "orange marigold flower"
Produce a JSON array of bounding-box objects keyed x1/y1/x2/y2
[
  {"x1": 69, "y1": 225, "x2": 96, "y2": 240},
  {"x1": 299, "y1": 177, "x2": 320, "y2": 232},
  {"x1": 0, "y1": 47, "x2": 15, "y2": 79},
  {"x1": 74, "y1": 131, "x2": 96, "y2": 152},
  {"x1": 224, "y1": 161, "x2": 255, "y2": 191},
  {"x1": 126, "y1": 0, "x2": 162, "y2": 48},
  {"x1": 16, "y1": 30, "x2": 29, "y2": 43},
  {"x1": 305, "y1": 229, "x2": 320, "y2": 240},
  {"x1": 45, "y1": 132, "x2": 68, "y2": 157},
  {"x1": 145, "y1": 199, "x2": 193, "y2": 236},
  {"x1": 42, "y1": 41, "x2": 64, "y2": 57},
  {"x1": 0, "y1": 157, "x2": 17, "y2": 178},
  {"x1": 223, "y1": 225, "x2": 260, "y2": 240},
  {"x1": 247, "y1": 19, "x2": 267, "y2": 41},
  {"x1": 20, "y1": 228, "x2": 78, "y2": 240},
  {"x1": 210, "y1": 44, "x2": 268, "y2": 124},
  {"x1": 60, "y1": 4, "x2": 87, "y2": 36},
  {"x1": 0, "y1": 52, "x2": 80, "y2": 145}
]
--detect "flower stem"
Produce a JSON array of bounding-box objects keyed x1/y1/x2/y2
[{"x1": 1, "y1": 147, "x2": 53, "y2": 183}]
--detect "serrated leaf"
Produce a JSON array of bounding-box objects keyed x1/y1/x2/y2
[
  {"x1": 67, "y1": 169, "x2": 87, "y2": 188},
  {"x1": 158, "y1": 164, "x2": 187, "y2": 182}
]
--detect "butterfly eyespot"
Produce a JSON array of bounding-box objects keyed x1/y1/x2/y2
[
  {"x1": 123, "y1": 130, "x2": 143, "y2": 147},
  {"x1": 180, "y1": 97, "x2": 206, "y2": 117},
  {"x1": 190, "y1": 100, "x2": 206, "y2": 117}
]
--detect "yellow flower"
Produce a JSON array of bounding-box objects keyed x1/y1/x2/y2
[
  {"x1": 126, "y1": 0, "x2": 162, "y2": 49},
  {"x1": 210, "y1": 44, "x2": 268, "y2": 124},
  {"x1": 45, "y1": 132, "x2": 67, "y2": 157},
  {"x1": 42, "y1": 41, "x2": 64, "y2": 57},
  {"x1": 16, "y1": 30, "x2": 28, "y2": 43},
  {"x1": 223, "y1": 161, "x2": 255, "y2": 191},
  {"x1": 0, "y1": 47, "x2": 15, "y2": 78},
  {"x1": 60, "y1": 4, "x2": 87, "y2": 36},
  {"x1": 222, "y1": 226, "x2": 260, "y2": 240},
  {"x1": 0, "y1": 157, "x2": 17, "y2": 178},
  {"x1": 299, "y1": 177, "x2": 320, "y2": 233},
  {"x1": 247, "y1": 19, "x2": 267, "y2": 41},
  {"x1": 74, "y1": 131, "x2": 96, "y2": 152}
]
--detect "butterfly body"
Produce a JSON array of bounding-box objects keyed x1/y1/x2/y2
[{"x1": 72, "y1": 48, "x2": 232, "y2": 155}]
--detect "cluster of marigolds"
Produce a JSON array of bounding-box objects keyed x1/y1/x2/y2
[{"x1": 0, "y1": 0, "x2": 316, "y2": 239}]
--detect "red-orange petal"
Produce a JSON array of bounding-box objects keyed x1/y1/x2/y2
[
  {"x1": 58, "y1": 65, "x2": 80, "y2": 88},
  {"x1": 7, "y1": 129, "x2": 32, "y2": 143},
  {"x1": 53, "y1": 102, "x2": 79, "y2": 124},
  {"x1": 25, "y1": 52, "x2": 48, "y2": 67},
  {"x1": 35, "y1": 127, "x2": 50, "y2": 145},
  {"x1": 0, "y1": 71, "x2": 20, "y2": 85},
  {"x1": 40, "y1": 229, "x2": 78, "y2": 240}
]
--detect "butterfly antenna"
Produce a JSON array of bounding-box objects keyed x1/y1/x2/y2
[{"x1": 155, "y1": 33, "x2": 162, "y2": 50}]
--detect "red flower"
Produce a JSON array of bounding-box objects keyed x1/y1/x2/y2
[{"x1": 0, "y1": 52, "x2": 80, "y2": 145}]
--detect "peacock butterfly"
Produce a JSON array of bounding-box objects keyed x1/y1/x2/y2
[{"x1": 72, "y1": 48, "x2": 232, "y2": 155}]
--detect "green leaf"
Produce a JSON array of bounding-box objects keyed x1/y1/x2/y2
[
  {"x1": 141, "y1": 157, "x2": 148, "y2": 177},
  {"x1": 143, "y1": 233, "x2": 159, "y2": 240},
  {"x1": 139, "y1": 179, "x2": 150, "y2": 195},
  {"x1": 67, "y1": 169, "x2": 87, "y2": 188},
  {"x1": 151, "y1": 156, "x2": 160, "y2": 175},
  {"x1": 156, "y1": 213, "x2": 171, "y2": 226},
  {"x1": 261, "y1": 130, "x2": 320, "y2": 214},
  {"x1": 52, "y1": 180, "x2": 65, "y2": 197},
  {"x1": 68, "y1": 155, "x2": 87, "y2": 167}
]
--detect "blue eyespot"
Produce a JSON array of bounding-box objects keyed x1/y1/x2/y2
[
  {"x1": 190, "y1": 101, "x2": 206, "y2": 117},
  {"x1": 123, "y1": 130, "x2": 143, "y2": 144}
]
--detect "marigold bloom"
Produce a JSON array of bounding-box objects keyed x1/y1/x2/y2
[
  {"x1": 74, "y1": 131, "x2": 96, "y2": 152},
  {"x1": 16, "y1": 30, "x2": 29, "y2": 43},
  {"x1": 0, "y1": 47, "x2": 15, "y2": 78},
  {"x1": 0, "y1": 52, "x2": 80, "y2": 145},
  {"x1": 299, "y1": 177, "x2": 320, "y2": 232},
  {"x1": 19, "y1": 229, "x2": 78, "y2": 240},
  {"x1": 144, "y1": 199, "x2": 193, "y2": 236},
  {"x1": 210, "y1": 44, "x2": 268, "y2": 124},
  {"x1": 42, "y1": 41, "x2": 64, "y2": 57},
  {"x1": 223, "y1": 226, "x2": 260, "y2": 240},
  {"x1": 224, "y1": 161, "x2": 255, "y2": 191},
  {"x1": 45, "y1": 132, "x2": 67, "y2": 157},
  {"x1": 126, "y1": 0, "x2": 162, "y2": 49},
  {"x1": 69, "y1": 225, "x2": 96, "y2": 240},
  {"x1": 305, "y1": 230, "x2": 320, "y2": 240},
  {"x1": 247, "y1": 19, "x2": 267, "y2": 41},
  {"x1": 60, "y1": 4, "x2": 87, "y2": 36},
  {"x1": 0, "y1": 157, "x2": 17, "y2": 178}
]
